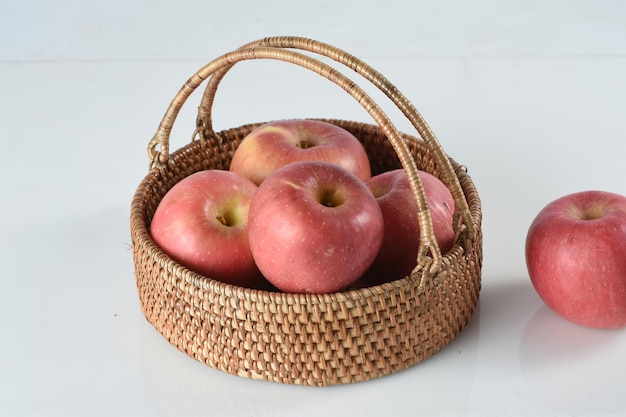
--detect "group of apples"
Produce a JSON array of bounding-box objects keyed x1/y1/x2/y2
[{"x1": 150, "y1": 119, "x2": 456, "y2": 294}]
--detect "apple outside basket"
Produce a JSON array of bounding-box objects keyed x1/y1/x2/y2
[{"x1": 130, "y1": 36, "x2": 483, "y2": 386}]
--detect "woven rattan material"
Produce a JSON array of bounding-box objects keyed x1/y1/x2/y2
[{"x1": 130, "y1": 37, "x2": 482, "y2": 386}]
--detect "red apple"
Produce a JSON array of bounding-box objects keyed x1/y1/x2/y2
[
  {"x1": 150, "y1": 169, "x2": 265, "y2": 288},
  {"x1": 248, "y1": 161, "x2": 384, "y2": 293},
  {"x1": 357, "y1": 169, "x2": 456, "y2": 287},
  {"x1": 229, "y1": 119, "x2": 371, "y2": 185},
  {"x1": 525, "y1": 190, "x2": 626, "y2": 329}
]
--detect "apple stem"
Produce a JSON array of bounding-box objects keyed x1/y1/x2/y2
[{"x1": 216, "y1": 214, "x2": 229, "y2": 226}]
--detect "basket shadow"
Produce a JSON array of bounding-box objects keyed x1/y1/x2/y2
[
  {"x1": 137, "y1": 287, "x2": 483, "y2": 416},
  {"x1": 476, "y1": 276, "x2": 541, "y2": 333}
]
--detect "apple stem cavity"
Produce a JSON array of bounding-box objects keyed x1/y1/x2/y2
[
  {"x1": 570, "y1": 203, "x2": 606, "y2": 221},
  {"x1": 216, "y1": 209, "x2": 241, "y2": 227},
  {"x1": 317, "y1": 187, "x2": 345, "y2": 208},
  {"x1": 295, "y1": 131, "x2": 321, "y2": 150},
  {"x1": 369, "y1": 184, "x2": 391, "y2": 199}
]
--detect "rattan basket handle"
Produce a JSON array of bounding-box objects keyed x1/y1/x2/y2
[
  {"x1": 195, "y1": 37, "x2": 476, "y2": 241},
  {"x1": 148, "y1": 43, "x2": 467, "y2": 273}
]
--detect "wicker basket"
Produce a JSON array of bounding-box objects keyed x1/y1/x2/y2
[{"x1": 130, "y1": 36, "x2": 482, "y2": 386}]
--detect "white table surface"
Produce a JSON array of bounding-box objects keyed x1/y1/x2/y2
[{"x1": 2, "y1": 1, "x2": 626, "y2": 416}]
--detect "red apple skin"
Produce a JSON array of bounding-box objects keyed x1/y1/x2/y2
[
  {"x1": 525, "y1": 190, "x2": 626, "y2": 329},
  {"x1": 356, "y1": 169, "x2": 456, "y2": 287},
  {"x1": 229, "y1": 119, "x2": 371, "y2": 185},
  {"x1": 248, "y1": 161, "x2": 384, "y2": 294},
  {"x1": 150, "y1": 170, "x2": 265, "y2": 288}
]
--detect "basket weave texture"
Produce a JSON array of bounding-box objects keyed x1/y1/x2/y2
[{"x1": 130, "y1": 36, "x2": 482, "y2": 386}]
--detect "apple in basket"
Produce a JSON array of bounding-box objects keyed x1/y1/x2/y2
[
  {"x1": 229, "y1": 119, "x2": 372, "y2": 185},
  {"x1": 149, "y1": 169, "x2": 266, "y2": 288},
  {"x1": 525, "y1": 190, "x2": 626, "y2": 329},
  {"x1": 248, "y1": 161, "x2": 384, "y2": 293},
  {"x1": 356, "y1": 169, "x2": 456, "y2": 287}
]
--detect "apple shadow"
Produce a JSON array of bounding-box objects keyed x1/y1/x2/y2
[{"x1": 519, "y1": 304, "x2": 626, "y2": 415}]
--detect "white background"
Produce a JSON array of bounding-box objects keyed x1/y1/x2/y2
[{"x1": 1, "y1": 1, "x2": 626, "y2": 416}]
